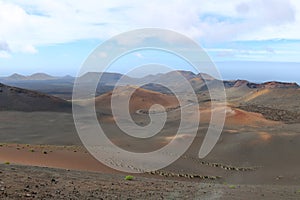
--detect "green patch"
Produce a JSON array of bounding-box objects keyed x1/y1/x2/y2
[
  {"x1": 4, "y1": 161, "x2": 10, "y2": 165},
  {"x1": 229, "y1": 185, "x2": 236, "y2": 189},
  {"x1": 124, "y1": 175, "x2": 134, "y2": 181},
  {"x1": 29, "y1": 149, "x2": 35, "y2": 152}
]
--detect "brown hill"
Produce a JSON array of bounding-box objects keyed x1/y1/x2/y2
[
  {"x1": 236, "y1": 88, "x2": 300, "y2": 123},
  {"x1": 0, "y1": 83, "x2": 71, "y2": 112},
  {"x1": 94, "y1": 86, "x2": 179, "y2": 114},
  {"x1": 225, "y1": 80, "x2": 299, "y2": 89},
  {"x1": 261, "y1": 81, "x2": 299, "y2": 88},
  {"x1": 197, "y1": 103, "x2": 280, "y2": 127}
]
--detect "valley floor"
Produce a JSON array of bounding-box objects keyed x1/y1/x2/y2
[{"x1": 0, "y1": 164, "x2": 300, "y2": 200}]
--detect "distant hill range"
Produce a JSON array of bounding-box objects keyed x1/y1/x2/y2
[
  {"x1": 3, "y1": 73, "x2": 59, "y2": 81},
  {"x1": 0, "y1": 70, "x2": 300, "y2": 123},
  {"x1": 0, "y1": 71, "x2": 299, "y2": 100}
]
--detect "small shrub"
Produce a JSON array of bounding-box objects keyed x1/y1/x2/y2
[
  {"x1": 124, "y1": 175, "x2": 134, "y2": 181},
  {"x1": 29, "y1": 149, "x2": 35, "y2": 152},
  {"x1": 43, "y1": 151, "x2": 48, "y2": 154},
  {"x1": 4, "y1": 161, "x2": 10, "y2": 165},
  {"x1": 229, "y1": 185, "x2": 236, "y2": 189}
]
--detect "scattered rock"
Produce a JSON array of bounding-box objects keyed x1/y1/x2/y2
[{"x1": 25, "y1": 193, "x2": 31, "y2": 197}]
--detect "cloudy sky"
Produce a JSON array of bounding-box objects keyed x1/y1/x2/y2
[{"x1": 0, "y1": 0, "x2": 300, "y2": 82}]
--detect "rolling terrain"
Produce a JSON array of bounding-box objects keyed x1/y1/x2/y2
[
  {"x1": 0, "y1": 83, "x2": 79, "y2": 145},
  {"x1": 0, "y1": 83, "x2": 71, "y2": 112},
  {"x1": 0, "y1": 71, "x2": 300, "y2": 199}
]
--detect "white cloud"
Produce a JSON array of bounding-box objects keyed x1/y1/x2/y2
[
  {"x1": 98, "y1": 52, "x2": 108, "y2": 58},
  {"x1": 0, "y1": 51, "x2": 11, "y2": 58},
  {"x1": 0, "y1": 41, "x2": 11, "y2": 58},
  {"x1": 0, "y1": 0, "x2": 300, "y2": 54},
  {"x1": 16, "y1": 44, "x2": 38, "y2": 54},
  {"x1": 236, "y1": 0, "x2": 295, "y2": 25},
  {"x1": 0, "y1": 41, "x2": 10, "y2": 51},
  {"x1": 134, "y1": 52, "x2": 144, "y2": 58}
]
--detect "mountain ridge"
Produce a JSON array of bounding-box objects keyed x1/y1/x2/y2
[
  {"x1": 2, "y1": 70, "x2": 299, "y2": 86},
  {"x1": 0, "y1": 71, "x2": 298, "y2": 100},
  {"x1": 0, "y1": 82, "x2": 72, "y2": 112}
]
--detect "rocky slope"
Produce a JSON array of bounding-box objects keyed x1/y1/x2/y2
[{"x1": 0, "y1": 83, "x2": 71, "y2": 112}]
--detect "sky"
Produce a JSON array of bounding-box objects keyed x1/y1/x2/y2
[{"x1": 0, "y1": 0, "x2": 300, "y2": 83}]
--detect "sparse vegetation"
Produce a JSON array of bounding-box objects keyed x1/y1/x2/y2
[
  {"x1": 124, "y1": 175, "x2": 134, "y2": 181},
  {"x1": 29, "y1": 149, "x2": 35, "y2": 152},
  {"x1": 229, "y1": 185, "x2": 236, "y2": 189},
  {"x1": 4, "y1": 161, "x2": 10, "y2": 165}
]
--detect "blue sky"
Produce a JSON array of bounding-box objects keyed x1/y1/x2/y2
[{"x1": 0, "y1": 0, "x2": 300, "y2": 83}]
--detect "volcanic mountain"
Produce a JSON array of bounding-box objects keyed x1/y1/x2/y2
[
  {"x1": 5, "y1": 73, "x2": 27, "y2": 81},
  {"x1": 0, "y1": 83, "x2": 72, "y2": 112},
  {"x1": 1, "y1": 71, "x2": 299, "y2": 100},
  {"x1": 224, "y1": 79, "x2": 299, "y2": 89},
  {"x1": 3, "y1": 73, "x2": 57, "y2": 81},
  {"x1": 94, "y1": 86, "x2": 180, "y2": 114},
  {"x1": 27, "y1": 73, "x2": 56, "y2": 80}
]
